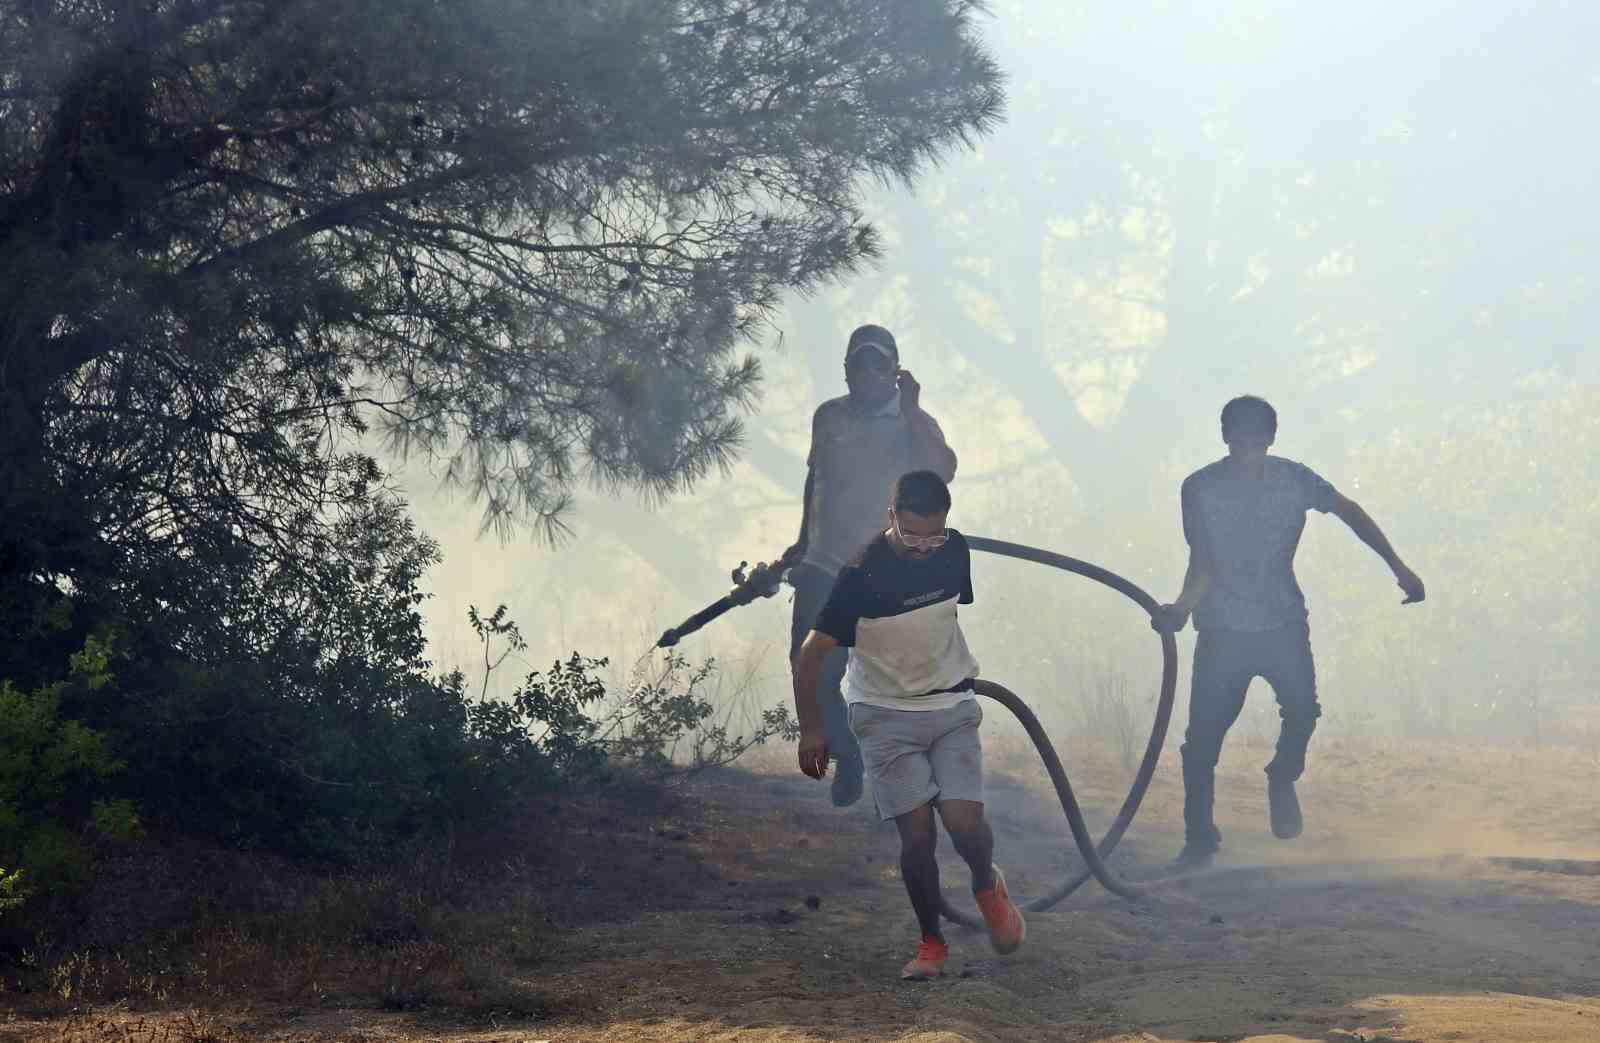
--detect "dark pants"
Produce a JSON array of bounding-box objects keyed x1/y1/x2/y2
[
  {"x1": 789, "y1": 563, "x2": 863, "y2": 781},
  {"x1": 1180, "y1": 621, "x2": 1320, "y2": 850}
]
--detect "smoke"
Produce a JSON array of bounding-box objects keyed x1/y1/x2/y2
[{"x1": 393, "y1": 1, "x2": 1599, "y2": 769}]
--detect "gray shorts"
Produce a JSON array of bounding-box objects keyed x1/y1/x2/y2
[{"x1": 847, "y1": 698, "x2": 985, "y2": 821}]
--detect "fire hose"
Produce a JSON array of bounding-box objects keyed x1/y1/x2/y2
[{"x1": 656, "y1": 535, "x2": 1179, "y2": 921}]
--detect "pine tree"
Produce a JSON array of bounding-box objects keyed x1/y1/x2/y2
[{"x1": 0, "y1": 0, "x2": 1004, "y2": 664}]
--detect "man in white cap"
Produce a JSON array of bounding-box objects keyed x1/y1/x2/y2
[{"x1": 784, "y1": 324, "x2": 958, "y2": 807}]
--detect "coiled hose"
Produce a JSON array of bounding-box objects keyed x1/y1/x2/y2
[{"x1": 934, "y1": 537, "x2": 1179, "y2": 925}]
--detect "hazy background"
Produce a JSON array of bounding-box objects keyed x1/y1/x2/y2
[{"x1": 391, "y1": 0, "x2": 1599, "y2": 757}]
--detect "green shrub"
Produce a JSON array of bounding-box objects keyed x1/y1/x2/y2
[
  {"x1": 1, "y1": 528, "x2": 792, "y2": 915},
  {"x1": 603, "y1": 652, "x2": 800, "y2": 781},
  {"x1": 0, "y1": 632, "x2": 138, "y2": 894},
  {"x1": 468, "y1": 605, "x2": 798, "y2": 787}
]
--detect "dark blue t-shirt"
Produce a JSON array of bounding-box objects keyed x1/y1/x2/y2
[{"x1": 1182, "y1": 456, "x2": 1339, "y2": 632}]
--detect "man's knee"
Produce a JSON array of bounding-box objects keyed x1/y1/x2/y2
[
  {"x1": 896, "y1": 805, "x2": 938, "y2": 858},
  {"x1": 1180, "y1": 734, "x2": 1227, "y2": 773},
  {"x1": 1276, "y1": 697, "x2": 1321, "y2": 729},
  {"x1": 935, "y1": 798, "x2": 985, "y2": 842},
  {"x1": 1185, "y1": 687, "x2": 1249, "y2": 764},
  {"x1": 1268, "y1": 629, "x2": 1318, "y2": 722}
]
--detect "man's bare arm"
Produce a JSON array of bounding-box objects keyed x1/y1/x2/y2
[
  {"x1": 1154, "y1": 547, "x2": 1212, "y2": 632},
  {"x1": 785, "y1": 467, "x2": 815, "y2": 565},
  {"x1": 898, "y1": 368, "x2": 958, "y2": 481},
  {"x1": 1330, "y1": 494, "x2": 1425, "y2": 604},
  {"x1": 792, "y1": 630, "x2": 839, "y2": 778},
  {"x1": 909, "y1": 410, "x2": 958, "y2": 481},
  {"x1": 1172, "y1": 547, "x2": 1213, "y2": 618}
]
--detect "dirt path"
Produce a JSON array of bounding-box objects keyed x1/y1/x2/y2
[
  {"x1": 508, "y1": 757, "x2": 1600, "y2": 1043},
  {"x1": 15, "y1": 736, "x2": 1600, "y2": 1043}
]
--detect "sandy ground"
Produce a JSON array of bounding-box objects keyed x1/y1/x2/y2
[{"x1": 12, "y1": 726, "x2": 1600, "y2": 1043}]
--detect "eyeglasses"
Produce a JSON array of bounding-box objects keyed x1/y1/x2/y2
[{"x1": 892, "y1": 510, "x2": 949, "y2": 550}]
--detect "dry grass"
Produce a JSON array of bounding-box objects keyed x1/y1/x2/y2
[
  {"x1": 4, "y1": 719, "x2": 1599, "y2": 1043},
  {"x1": 40, "y1": 1011, "x2": 240, "y2": 1043},
  {"x1": 0, "y1": 780, "x2": 713, "y2": 1028}
]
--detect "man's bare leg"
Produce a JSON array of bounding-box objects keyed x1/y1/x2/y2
[
  {"x1": 938, "y1": 798, "x2": 1025, "y2": 953},
  {"x1": 934, "y1": 798, "x2": 994, "y2": 892},
  {"x1": 894, "y1": 803, "x2": 944, "y2": 941}
]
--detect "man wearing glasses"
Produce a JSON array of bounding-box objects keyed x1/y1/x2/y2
[
  {"x1": 792, "y1": 470, "x2": 1024, "y2": 980},
  {"x1": 783, "y1": 324, "x2": 958, "y2": 808}
]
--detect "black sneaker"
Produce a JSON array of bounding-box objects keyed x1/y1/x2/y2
[
  {"x1": 830, "y1": 768, "x2": 863, "y2": 807},
  {"x1": 1268, "y1": 775, "x2": 1302, "y2": 839}
]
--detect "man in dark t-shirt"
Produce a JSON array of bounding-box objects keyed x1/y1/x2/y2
[
  {"x1": 792, "y1": 471, "x2": 1023, "y2": 981},
  {"x1": 1153, "y1": 396, "x2": 1426, "y2": 869}
]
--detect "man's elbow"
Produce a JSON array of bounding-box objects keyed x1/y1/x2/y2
[
  {"x1": 939, "y1": 448, "x2": 958, "y2": 483},
  {"x1": 794, "y1": 632, "x2": 834, "y2": 670},
  {"x1": 1331, "y1": 494, "x2": 1365, "y2": 524}
]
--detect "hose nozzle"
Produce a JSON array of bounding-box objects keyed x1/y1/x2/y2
[{"x1": 651, "y1": 553, "x2": 790, "y2": 650}]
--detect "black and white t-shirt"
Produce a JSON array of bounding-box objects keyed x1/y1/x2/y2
[{"x1": 813, "y1": 531, "x2": 980, "y2": 711}]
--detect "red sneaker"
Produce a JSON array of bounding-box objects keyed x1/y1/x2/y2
[
  {"x1": 974, "y1": 865, "x2": 1026, "y2": 954},
  {"x1": 900, "y1": 936, "x2": 948, "y2": 980}
]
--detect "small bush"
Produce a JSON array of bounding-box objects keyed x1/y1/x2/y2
[
  {"x1": 468, "y1": 604, "x2": 799, "y2": 786},
  {"x1": 0, "y1": 631, "x2": 138, "y2": 893},
  {"x1": 603, "y1": 652, "x2": 800, "y2": 781}
]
